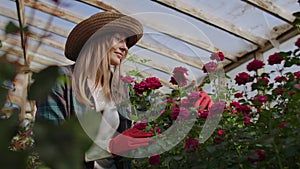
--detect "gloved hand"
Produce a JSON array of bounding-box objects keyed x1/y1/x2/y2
[
  {"x1": 194, "y1": 91, "x2": 213, "y2": 113},
  {"x1": 122, "y1": 127, "x2": 154, "y2": 138},
  {"x1": 109, "y1": 128, "x2": 153, "y2": 155}
]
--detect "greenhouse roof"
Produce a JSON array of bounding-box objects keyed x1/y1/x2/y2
[{"x1": 0, "y1": 0, "x2": 299, "y2": 86}]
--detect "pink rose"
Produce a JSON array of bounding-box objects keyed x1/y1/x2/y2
[
  {"x1": 170, "y1": 66, "x2": 189, "y2": 86},
  {"x1": 217, "y1": 129, "x2": 226, "y2": 136},
  {"x1": 210, "y1": 52, "x2": 225, "y2": 61},
  {"x1": 121, "y1": 75, "x2": 135, "y2": 83},
  {"x1": 202, "y1": 62, "x2": 218, "y2": 73},
  {"x1": 188, "y1": 91, "x2": 201, "y2": 102}
]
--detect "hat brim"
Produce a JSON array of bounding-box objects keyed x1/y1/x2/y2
[{"x1": 65, "y1": 12, "x2": 143, "y2": 61}]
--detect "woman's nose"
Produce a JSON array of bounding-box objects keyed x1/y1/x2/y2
[{"x1": 119, "y1": 41, "x2": 128, "y2": 53}]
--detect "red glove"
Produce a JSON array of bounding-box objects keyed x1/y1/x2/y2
[
  {"x1": 122, "y1": 128, "x2": 154, "y2": 138},
  {"x1": 109, "y1": 128, "x2": 153, "y2": 155},
  {"x1": 194, "y1": 92, "x2": 213, "y2": 113}
]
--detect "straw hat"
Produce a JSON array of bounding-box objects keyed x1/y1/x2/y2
[{"x1": 65, "y1": 12, "x2": 143, "y2": 61}]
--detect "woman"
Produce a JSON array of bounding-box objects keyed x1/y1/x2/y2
[{"x1": 36, "y1": 12, "x2": 152, "y2": 169}]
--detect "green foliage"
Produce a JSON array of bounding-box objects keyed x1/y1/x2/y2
[
  {"x1": 33, "y1": 117, "x2": 92, "y2": 169},
  {"x1": 28, "y1": 66, "x2": 59, "y2": 101},
  {"x1": 5, "y1": 21, "x2": 28, "y2": 34},
  {"x1": 0, "y1": 58, "x2": 17, "y2": 108},
  {"x1": 0, "y1": 114, "x2": 28, "y2": 169}
]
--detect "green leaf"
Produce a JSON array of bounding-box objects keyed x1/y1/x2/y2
[
  {"x1": 28, "y1": 66, "x2": 59, "y2": 101},
  {"x1": 33, "y1": 117, "x2": 92, "y2": 169},
  {"x1": 0, "y1": 40, "x2": 2, "y2": 48},
  {"x1": 0, "y1": 114, "x2": 29, "y2": 169},
  {"x1": 5, "y1": 21, "x2": 20, "y2": 34},
  {"x1": 206, "y1": 146, "x2": 216, "y2": 154},
  {"x1": 0, "y1": 87, "x2": 9, "y2": 109},
  {"x1": 0, "y1": 57, "x2": 17, "y2": 82}
]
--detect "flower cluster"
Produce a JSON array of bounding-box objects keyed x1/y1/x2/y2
[{"x1": 129, "y1": 41, "x2": 300, "y2": 168}]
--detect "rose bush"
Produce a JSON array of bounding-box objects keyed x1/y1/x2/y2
[{"x1": 122, "y1": 37, "x2": 300, "y2": 168}]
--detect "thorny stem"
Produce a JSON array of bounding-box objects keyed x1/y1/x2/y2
[
  {"x1": 234, "y1": 145, "x2": 244, "y2": 169},
  {"x1": 273, "y1": 141, "x2": 283, "y2": 169}
]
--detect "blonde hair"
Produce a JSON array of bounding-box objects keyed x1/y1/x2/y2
[{"x1": 72, "y1": 33, "x2": 123, "y2": 105}]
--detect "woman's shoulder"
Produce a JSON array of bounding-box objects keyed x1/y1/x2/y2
[{"x1": 58, "y1": 65, "x2": 74, "y2": 76}]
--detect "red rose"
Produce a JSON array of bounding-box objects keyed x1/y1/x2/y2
[
  {"x1": 268, "y1": 52, "x2": 285, "y2": 65},
  {"x1": 133, "y1": 121, "x2": 147, "y2": 130},
  {"x1": 234, "y1": 93, "x2": 243, "y2": 98},
  {"x1": 274, "y1": 87, "x2": 285, "y2": 95},
  {"x1": 243, "y1": 116, "x2": 251, "y2": 125},
  {"x1": 149, "y1": 154, "x2": 160, "y2": 165},
  {"x1": 257, "y1": 77, "x2": 269, "y2": 85},
  {"x1": 248, "y1": 149, "x2": 266, "y2": 163},
  {"x1": 274, "y1": 76, "x2": 287, "y2": 82},
  {"x1": 230, "y1": 101, "x2": 241, "y2": 108},
  {"x1": 235, "y1": 72, "x2": 252, "y2": 85},
  {"x1": 133, "y1": 81, "x2": 149, "y2": 94},
  {"x1": 210, "y1": 52, "x2": 225, "y2": 61},
  {"x1": 247, "y1": 59, "x2": 265, "y2": 72},
  {"x1": 279, "y1": 122, "x2": 286, "y2": 128},
  {"x1": 257, "y1": 95, "x2": 268, "y2": 103},
  {"x1": 183, "y1": 139, "x2": 200, "y2": 153},
  {"x1": 294, "y1": 71, "x2": 300, "y2": 79},
  {"x1": 217, "y1": 129, "x2": 226, "y2": 136},
  {"x1": 295, "y1": 38, "x2": 300, "y2": 48},
  {"x1": 198, "y1": 110, "x2": 209, "y2": 118},
  {"x1": 236, "y1": 105, "x2": 252, "y2": 115},
  {"x1": 202, "y1": 62, "x2": 218, "y2": 73},
  {"x1": 145, "y1": 77, "x2": 162, "y2": 89},
  {"x1": 171, "y1": 107, "x2": 190, "y2": 120}
]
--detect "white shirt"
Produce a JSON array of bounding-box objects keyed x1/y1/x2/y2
[{"x1": 85, "y1": 85, "x2": 120, "y2": 161}]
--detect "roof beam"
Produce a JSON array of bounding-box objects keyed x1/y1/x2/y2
[
  {"x1": 242, "y1": 0, "x2": 295, "y2": 24},
  {"x1": 80, "y1": 0, "x2": 218, "y2": 68},
  {"x1": 224, "y1": 27, "x2": 299, "y2": 72},
  {"x1": 23, "y1": 0, "x2": 82, "y2": 23},
  {"x1": 79, "y1": 0, "x2": 236, "y2": 62},
  {"x1": 153, "y1": 0, "x2": 266, "y2": 46},
  {"x1": 0, "y1": 5, "x2": 68, "y2": 37},
  {"x1": 22, "y1": 0, "x2": 205, "y2": 69},
  {"x1": 1, "y1": 40, "x2": 69, "y2": 67},
  {"x1": 138, "y1": 40, "x2": 203, "y2": 68}
]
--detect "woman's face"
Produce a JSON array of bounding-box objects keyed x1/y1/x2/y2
[{"x1": 109, "y1": 33, "x2": 128, "y2": 66}]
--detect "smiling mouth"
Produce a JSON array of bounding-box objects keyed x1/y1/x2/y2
[{"x1": 115, "y1": 52, "x2": 123, "y2": 59}]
